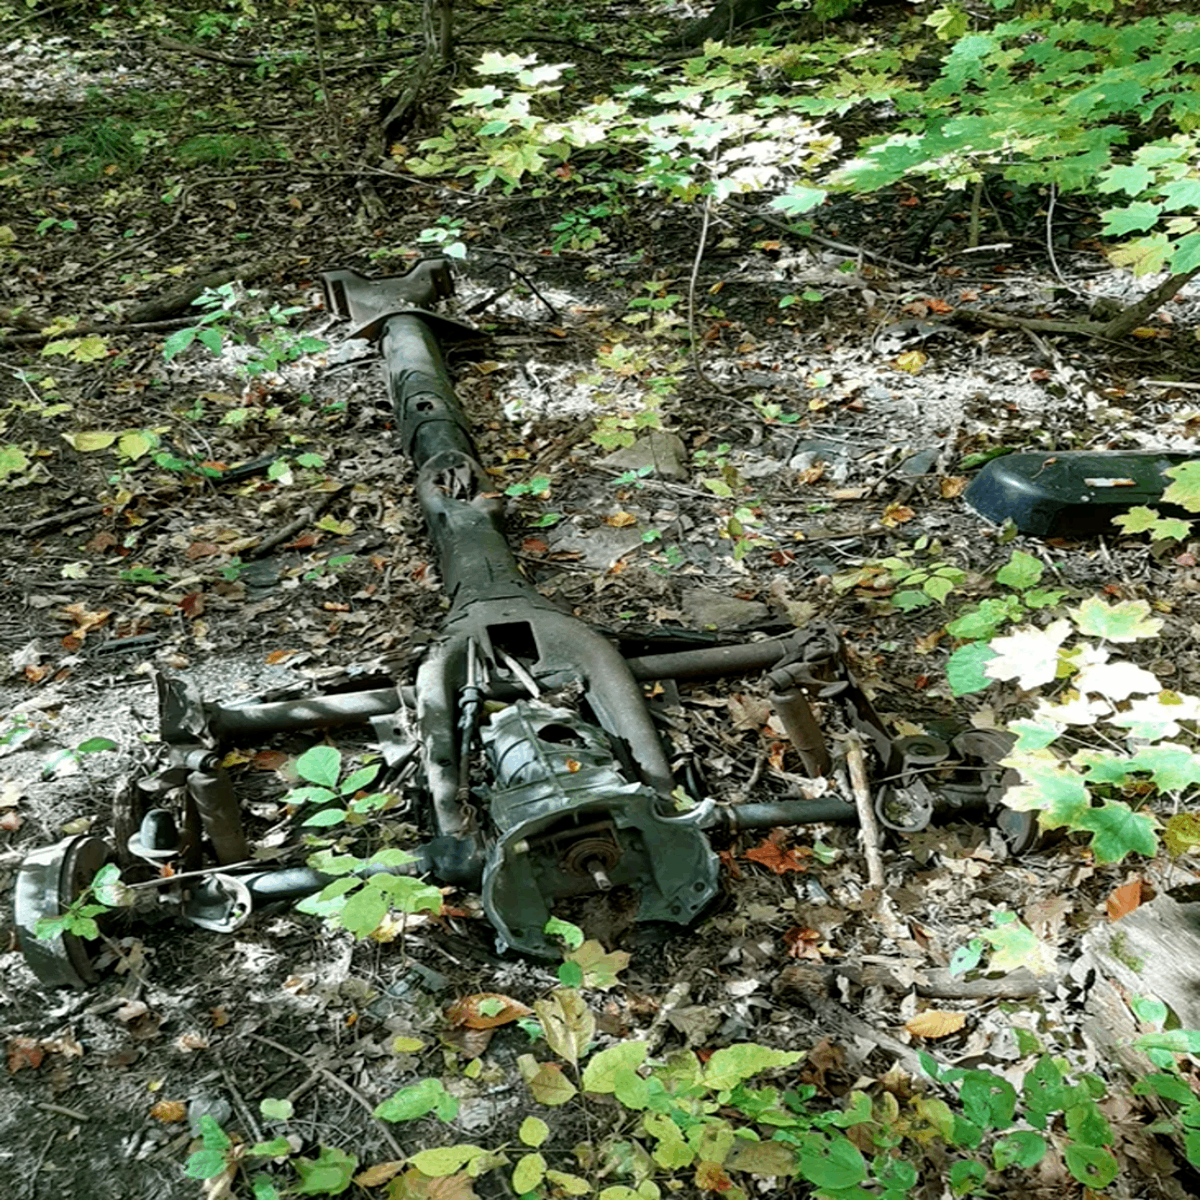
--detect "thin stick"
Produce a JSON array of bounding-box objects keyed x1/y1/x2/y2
[
  {"x1": 845, "y1": 734, "x2": 885, "y2": 890},
  {"x1": 247, "y1": 1033, "x2": 405, "y2": 1159}
]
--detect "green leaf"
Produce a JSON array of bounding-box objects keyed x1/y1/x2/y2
[
  {"x1": 301, "y1": 807, "x2": 348, "y2": 828},
  {"x1": 1113, "y1": 505, "x2": 1162, "y2": 534},
  {"x1": 582, "y1": 1040, "x2": 649, "y2": 1108},
  {"x1": 337, "y1": 885, "x2": 389, "y2": 937},
  {"x1": 77, "y1": 737, "x2": 117, "y2": 754},
  {"x1": 184, "y1": 1149, "x2": 230, "y2": 1180},
  {"x1": 544, "y1": 916, "x2": 584, "y2": 949},
  {"x1": 996, "y1": 549, "x2": 1044, "y2": 591},
  {"x1": 1070, "y1": 596, "x2": 1163, "y2": 642},
  {"x1": 793, "y1": 1131, "x2": 866, "y2": 1190},
  {"x1": 545, "y1": 1169, "x2": 591, "y2": 1195},
  {"x1": 248, "y1": 1137, "x2": 293, "y2": 1157},
  {"x1": 980, "y1": 912, "x2": 1054, "y2": 975},
  {"x1": 374, "y1": 1078, "x2": 457, "y2": 1123},
  {"x1": 259, "y1": 1097, "x2": 294, "y2": 1121},
  {"x1": 949, "y1": 1159, "x2": 987, "y2": 1195},
  {"x1": 993, "y1": 1130, "x2": 1047, "y2": 1170},
  {"x1": 771, "y1": 186, "x2": 827, "y2": 216},
  {"x1": 1101, "y1": 200, "x2": 1163, "y2": 236},
  {"x1": 519, "y1": 1117, "x2": 550, "y2": 1148},
  {"x1": 198, "y1": 1114, "x2": 231, "y2": 1150},
  {"x1": 1001, "y1": 754, "x2": 1090, "y2": 828},
  {"x1": 293, "y1": 1145, "x2": 357, "y2": 1195},
  {"x1": 946, "y1": 642, "x2": 998, "y2": 696},
  {"x1": 949, "y1": 939, "x2": 984, "y2": 976},
  {"x1": 1076, "y1": 801, "x2": 1158, "y2": 864},
  {"x1": 703, "y1": 1045, "x2": 803, "y2": 1094},
  {"x1": 340, "y1": 763, "x2": 380, "y2": 794},
  {"x1": 1064, "y1": 1144, "x2": 1118, "y2": 1188},
  {"x1": 162, "y1": 327, "x2": 197, "y2": 361},
  {"x1": 512, "y1": 1152, "x2": 546, "y2": 1193},
  {"x1": 409, "y1": 1144, "x2": 486, "y2": 1176},
  {"x1": 557, "y1": 960, "x2": 584, "y2": 989},
  {"x1": 0, "y1": 445, "x2": 29, "y2": 479},
  {"x1": 295, "y1": 745, "x2": 341, "y2": 788},
  {"x1": 1163, "y1": 461, "x2": 1200, "y2": 513}
]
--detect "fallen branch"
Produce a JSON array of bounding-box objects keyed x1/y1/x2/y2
[
  {"x1": 125, "y1": 252, "x2": 292, "y2": 324},
  {"x1": 776, "y1": 960, "x2": 1059, "y2": 1001},
  {"x1": 248, "y1": 1033, "x2": 405, "y2": 1159},
  {"x1": 0, "y1": 318, "x2": 191, "y2": 350},
  {"x1": 845, "y1": 734, "x2": 885, "y2": 890}
]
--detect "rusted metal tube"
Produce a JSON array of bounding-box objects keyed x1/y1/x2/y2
[
  {"x1": 770, "y1": 687, "x2": 831, "y2": 777},
  {"x1": 186, "y1": 767, "x2": 251, "y2": 865},
  {"x1": 207, "y1": 688, "x2": 403, "y2": 738},
  {"x1": 720, "y1": 799, "x2": 856, "y2": 829},
  {"x1": 625, "y1": 637, "x2": 796, "y2": 681}
]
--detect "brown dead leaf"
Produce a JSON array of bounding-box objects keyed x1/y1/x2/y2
[
  {"x1": 521, "y1": 537, "x2": 549, "y2": 555},
  {"x1": 354, "y1": 1161, "x2": 405, "y2": 1188},
  {"x1": 445, "y1": 993, "x2": 533, "y2": 1030},
  {"x1": 209, "y1": 1006, "x2": 230, "y2": 1028},
  {"x1": 179, "y1": 592, "x2": 205, "y2": 619},
  {"x1": 7, "y1": 1037, "x2": 44, "y2": 1073},
  {"x1": 252, "y1": 749, "x2": 289, "y2": 772},
  {"x1": 387, "y1": 1169, "x2": 478, "y2": 1200},
  {"x1": 927, "y1": 298, "x2": 953, "y2": 315},
  {"x1": 84, "y1": 530, "x2": 119, "y2": 553},
  {"x1": 1106, "y1": 878, "x2": 1144, "y2": 922},
  {"x1": 265, "y1": 649, "x2": 299, "y2": 665},
  {"x1": 605, "y1": 511, "x2": 637, "y2": 528},
  {"x1": 796, "y1": 462, "x2": 825, "y2": 485},
  {"x1": 880, "y1": 502, "x2": 916, "y2": 527},
  {"x1": 58, "y1": 602, "x2": 111, "y2": 637},
  {"x1": 150, "y1": 1099, "x2": 187, "y2": 1123},
  {"x1": 694, "y1": 1160, "x2": 734, "y2": 1192},
  {"x1": 940, "y1": 476, "x2": 968, "y2": 499},
  {"x1": 905, "y1": 1010, "x2": 966, "y2": 1039},
  {"x1": 0, "y1": 811, "x2": 22, "y2": 831},
  {"x1": 185, "y1": 542, "x2": 222, "y2": 560},
  {"x1": 174, "y1": 1032, "x2": 209, "y2": 1053},
  {"x1": 782, "y1": 926, "x2": 823, "y2": 960},
  {"x1": 745, "y1": 834, "x2": 811, "y2": 875}
]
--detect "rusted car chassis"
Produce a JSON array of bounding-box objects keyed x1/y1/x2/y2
[{"x1": 14, "y1": 261, "x2": 1027, "y2": 986}]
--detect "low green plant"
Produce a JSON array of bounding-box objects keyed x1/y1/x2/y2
[
  {"x1": 1112, "y1": 461, "x2": 1200, "y2": 544},
  {"x1": 34, "y1": 862, "x2": 128, "y2": 942},
  {"x1": 174, "y1": 133, "x2": 280, "y2": 168},
  {"x1": 162, "y1": 284, "x2": 328, "y2": 378},
  {"x1": 836, "y1": 536, "x2": 970, "y2": 612},
  {"x1": 42, "y1": 735, "x2": 119, "y2": 779},
  {"x1": 288, "y1": 745, "x2": 443, "y2": 939}
]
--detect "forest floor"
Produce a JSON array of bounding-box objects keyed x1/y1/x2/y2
[{"x1": 2, "y1": 4, "x2": 1200, "y2": 1199}]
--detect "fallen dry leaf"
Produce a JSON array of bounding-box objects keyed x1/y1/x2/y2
[
  {"x1": 7, "y1": 1037, "x2": 44, "y2": 1073},
  {"x1": 745, "y1": 835, "x2": 811, "y2": 875},
  {"x1": 150, "y1": 1099, "x2": 187, "y2": 1123},
  {"x1": 1106, "y1": 878, "x2": 1144, "y2": 922},
  {"x1": 354, "y1": 1161, "x2": 405, "y2": 1187},
  {"x1": 940, "y1": 476, "x2": 968, "y2": 498},
  {"x1": 445, "y1": 992, "x2": 533, "y2": 1030},
  {"x1": 605, "y1": 511, "x2": 637, "y2": 528},
  {"x1": 905, "y1": 1010, "x2": 966, "y2": 1039}
]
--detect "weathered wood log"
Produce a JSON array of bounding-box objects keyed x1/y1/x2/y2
[{"x1": 124, "y1": 253, "x2": 291, "y2": 324}]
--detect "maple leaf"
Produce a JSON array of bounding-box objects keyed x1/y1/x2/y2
[
  {"x1": 1076, "y1": 802, "x2": 1158, "y2": 864},
  {"x1": 980, "y1": 912, "x2": 1055, "y2": 976},
  {"x1": 1069, "y1": 596, "x2": 1162, "y2": 643},
  {"x1": 1000, "y1": 752, "x2": 1090, "y2": 829},
  {"x1": 1162, "y1": 460, "x2": 1200, "y2": 512},
  {"x1": 1072, "y1": 659, "x2": 1161, "y2": 700},
  {"x1": 1108, "y1": 691, "x2": 1200, "y2": 740},
  {"x1": 744, "y1": 835, "x2": 811, "y2": 874},
  {"x1": 985, "y1": 619, "x2": 1071, "y2": 689}
]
